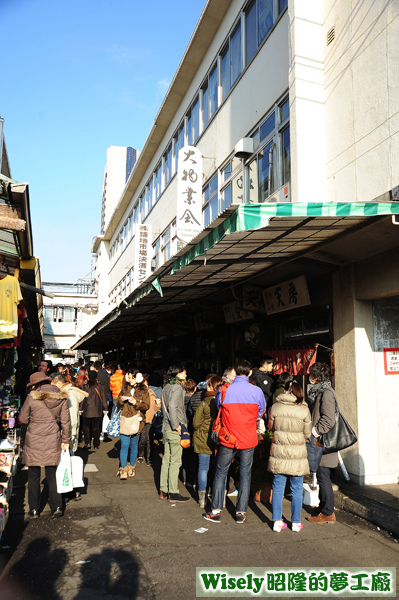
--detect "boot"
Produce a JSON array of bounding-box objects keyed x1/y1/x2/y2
[
  {"x1": 198, "y1": 491, "x2": 206, "y2": 509},
  {"x1": 128, "y1": 464, "x2": 136, "y2": 477}
]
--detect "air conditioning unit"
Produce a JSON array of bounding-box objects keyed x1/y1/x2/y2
[
  {"x1": 234, "y1": 137, "x2": 254, "y2": 158},
  {"x1": 267, "y1": 182, "x2": 290, "y2": 203}
]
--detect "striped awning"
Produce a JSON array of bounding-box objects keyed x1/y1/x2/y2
[
  {"x1": 73, "y1": 201, "x2": 399, "y2": 350},
  {"x1": 171, "y1": 202, "x2": 399, "y2": 274}
]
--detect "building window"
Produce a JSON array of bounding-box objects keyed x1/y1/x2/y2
[
  {"x1": 203, "y1": 174, "x2": 219, "y2": 227},
  {"x1": 191, "y1": 96, "x2": 200, "y2": 143},
  {"x1": 221, "y1": 45, "x2": 230, "y2": 101},
  {"x1": 153, "y1": 237, "x2": 161, "y2": 270},
  {"x1": 209, "y1": 64, "x2": 218, "y2": 120},
  {"x1": 165, "y1": 144, "x2": 172, "y2": 185},
  {"x1": 230, "y1": 21, "x2": 242, "y2": 86},
  {"x1": 279, "y1": 0, "x2": 288, "y2": 15},
  {"x1": 155, "y1": 163, "x2": 162, "y2": 200},
  {"x1": 162, "y1": 226, "x2": 171, "y2": 262},
  {"x1": 258, "y1": 0, "x2": 274, "y2": 45},
  {"x1": 246, "y1": 0, "x2": 257, "y2": 65},
  {"x1": 281, "y1": 125, "x2": 290, "y2": 184},
  {"x1": 202, "y1": 82, "x2": 209, "y2": 129}
]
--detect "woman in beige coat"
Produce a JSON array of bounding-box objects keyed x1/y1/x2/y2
[{"x1": 267, "y1": 380, "x2": 311, "y2": 533}]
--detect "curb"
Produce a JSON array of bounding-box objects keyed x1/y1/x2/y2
[{"x1": 334, "y1": 489, "x2": 399, "y2": 539}]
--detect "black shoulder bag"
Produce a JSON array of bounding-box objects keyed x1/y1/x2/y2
[{"x1": 321, "y1": 392, "x2": 357, "y2": 454}]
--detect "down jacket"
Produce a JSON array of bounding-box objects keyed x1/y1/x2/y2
[
  {"x1": 267, "y1": 392, "x2": 312, "y2": 476},
  {"x1": 20, "y1": 383, "x2": 71, "y2": 466}
]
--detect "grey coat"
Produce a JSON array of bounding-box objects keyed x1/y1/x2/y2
[
  {"x1": 161, "y1": 383, "x2": 187, "y2": 432},
  {"x1": 312, "y1": 387, "x2": 339, "y2": 468},
  {"x1": 267, "y1": 393, "x2": 312, "y2": 476},
  {"x1": 20, "y1": 384, "x2": 71, "y2": 466}
]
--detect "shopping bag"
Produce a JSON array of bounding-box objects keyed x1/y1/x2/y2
[
  {"x1": 303, "y1": 473, "x2": 320, "y2": 507},
  {"x1": 107, "y1": 407, "x2": 121, "y2": 437},
  {"x1": 70, "y1": 455, "x2": 85, "y2": 489},
  {"x1": 102, "y1": 414, "x2": 110, "y2": 433},
  {"x1": 56, "y1": 449, "x2": 73, "y2": 493}
]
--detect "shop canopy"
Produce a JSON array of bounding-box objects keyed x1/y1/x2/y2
[{"x1": 73, "y1": 202, "x2": 399, "y2": 351}]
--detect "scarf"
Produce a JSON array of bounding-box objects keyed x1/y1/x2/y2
[
  {"x1": 307, "y1": 380, "x2": 331, "y2": 413},
  {"x1": 163, "y1": 376, "x2": 185, "y2": 388}
]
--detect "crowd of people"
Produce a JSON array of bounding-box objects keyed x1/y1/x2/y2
[{"x1": 20, "y1": 356, "x2": 339, "y2": 531}]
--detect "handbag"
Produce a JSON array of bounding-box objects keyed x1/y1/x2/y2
[
  {"x1": 107, "y1": 406, "x2": 122, "y2": 437},
  {"x1": 306, "y1": 433, "x2": 324, "y2": 472},
  {"x1": 321, "y1": 394, "x2": 357, "y2": 454},
  {"x1": 120, "y1": 413, "x2": 141, "y2": 436},
  {"x1": 211, "y1": 385, "x2": 237, "y2": 447}
]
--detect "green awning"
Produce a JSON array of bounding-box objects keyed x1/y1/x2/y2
[{"x1": 171, "y1": 202, "x2": 399, "y2": 274}]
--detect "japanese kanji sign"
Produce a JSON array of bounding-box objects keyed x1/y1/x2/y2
[
  {"x1": 133, "y1": 224, "x2": 152, "y2": 291},
  {"x1": 223, "y1": 301, "x2": 254, "y2": 324},
  {"x1": 384, "y1": 348, "x2": 399, "y2": 374},
  {"x1": 176, "y1": 145, "x2": 203, "y2": 244},
  {"x1": 263, "y1": 276, "x2": 310, "y2": 315}
]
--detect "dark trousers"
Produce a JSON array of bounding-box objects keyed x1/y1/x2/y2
[
  {"x1": 28, "y1": 466, "x2": 62, "y2": 512},
  {"x1": 82, "y1": 416, "x2": 102, "y2": 447},
  {"x1": 317, "y1": 465, "x2": 335, "y2": 515},
  {"x1": 138, "y1": 423, "x2": 153, "y2": 462}
]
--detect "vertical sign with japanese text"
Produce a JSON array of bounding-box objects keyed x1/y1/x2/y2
[
  {"x1": 384, "y1": 348, "x2": 399, "y2": 374},
  {"x1": 176, "y1": 145, "x2": 203, "y2": 244},
  {"x1": 133, "y1": 224, "x2": 152, "y2": 291}
]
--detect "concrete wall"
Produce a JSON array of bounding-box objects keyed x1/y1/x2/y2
[
  {"x1": 103, "y1": 146, "x2": 128, "y2": 232},
  {"x1": 323, "y1": 0, "x2": 399, "y2": 203}
]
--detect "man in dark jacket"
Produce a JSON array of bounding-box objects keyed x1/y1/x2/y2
[{"x1": 252, "y1": 356, "x2": 275, "y2": 412}]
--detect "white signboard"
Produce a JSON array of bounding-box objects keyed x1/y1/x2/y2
[
  {"x1": 133, "y1": 224, "x2": 152, "y2": 290},
  {"x1": 223, "y1": 301, "x2": 254, "y2": 324},
  {"x1": 176, "y1": 145, "x2": 203, "y2": 244},
  {"x1": 263, "y1": 276, "x2": 310, "y2": 315}
]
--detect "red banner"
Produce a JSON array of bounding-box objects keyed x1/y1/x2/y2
[{"x1": 263, "y1": 347, "x2": 318, "y2": 375}]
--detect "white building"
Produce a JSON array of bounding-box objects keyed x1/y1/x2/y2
[
  {"x1": 43, "y1": 281, "x2": 98, "y2": 362},
  {"x1": 76, "y1": 0, "x2": 399, "y2": 486},
  {"x1": 101, "y1": 145, "x2": 139, "y2": 235}
]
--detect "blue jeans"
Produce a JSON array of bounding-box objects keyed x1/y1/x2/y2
[
  {"x1": 211, "y1": 445, "x2": 254, "y2": 513},
  {"x1": 120, "y1": 433, "x2": 140, "y2": 468},
  {"x1": 272, "y1": 474, "x2": 304, "y2": 523},
  {"x1": 197, "y1": 454, "x2": 211, "y2": 492}
]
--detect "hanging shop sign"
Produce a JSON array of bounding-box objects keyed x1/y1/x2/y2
[
  {"x1": 176, "y1": 145, "x2": 203, "y2": 245},
  {"x1": 264, "y1": 347, "x2": 317, "y2": 375},
  {"x1": 223, "y1": 301, "x2": 254, "y2": 324},
  {"x1": 384, "y1": 348, "x2": 399, "y2": 374},
  {"x1": 133, "y1": 224, "x2": 152, "y2": 291},
  {"x1": 263, "y1": 276, "x2": 310, "y2": 315},
  {"x1": 242, "y1": 286, "x2": 267, "y2": 313}
]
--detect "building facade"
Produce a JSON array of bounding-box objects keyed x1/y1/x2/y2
[
  {"x1": 42, "y1": 281, "x2": 98, "y2": 362},
  {"x1": 76, "y1": 0, "x2": 399, "y2": 486}
]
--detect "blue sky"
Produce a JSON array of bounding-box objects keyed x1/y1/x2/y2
[{"x1": 1, "y1": 0, "x2": 205, "y2": 282}]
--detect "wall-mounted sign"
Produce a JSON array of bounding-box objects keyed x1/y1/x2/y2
[
  {"x1": 133, "y1": 224, "x2": 152, "y2": 291},
  {"x1": 384, "y1": 348, "x2": 399, "y2": 374},
  {"x1": 263, "y1": 276, "x2": 310, "y2": 315},
  {"x1": 223, "y1": 301, "x2": 254, "y2": 324},
  {"x1": 176, "y1": 145, "x2": 203, "y2": 245}
]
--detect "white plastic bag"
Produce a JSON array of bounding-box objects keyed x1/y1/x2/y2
[
  {"x1": 102, "y1": 414, "x2": 110, "y2": 433},
  {"x1": 56, "y1": 449, "x2": 73, "y2": 493},
  {"x1": 70, "y1": 455, "x2": 85, "y2": 489}
]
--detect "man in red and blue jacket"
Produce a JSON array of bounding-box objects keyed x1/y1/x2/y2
[{"x1": 204, "y1": 360, "x2": 266, "y2": 524}]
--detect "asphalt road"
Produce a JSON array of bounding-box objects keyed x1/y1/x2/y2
[{"x1": 0, "y1": 439, "x2": 398, "y2": 600}]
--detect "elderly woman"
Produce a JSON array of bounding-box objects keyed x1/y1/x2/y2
[{"x1": 20, "y1": 372, "x2": 71, "y2": 519}]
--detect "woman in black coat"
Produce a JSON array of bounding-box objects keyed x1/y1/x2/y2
[{"x1": 81, "y1": 371, "x2": 108, "y2": 449}]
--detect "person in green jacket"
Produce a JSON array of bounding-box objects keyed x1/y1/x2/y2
[{"x1": 193, "y1": 375, "x2": 223, "y2": 508}]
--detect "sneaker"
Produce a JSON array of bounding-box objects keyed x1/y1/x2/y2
[
  {"x1": 227, "y1": 489, "x2": 238, "y2": 496},
  {"x1": 146, "y1": 461, "x2": 152, "y2": 467},
  {"x1": 292, "y1": 522, "x2": 303, "y2": 532},
  {"x1": 137, "y1": 457, "x2": 144, "y2": 464},
  {"x1": 159, "y1": 490, "x2": 168, "y2": 500},
  {"x1": 203, "y1": 511, "x2": 221, "y2": 523},
  {"x1": 273, "y1": 520, "x2": 287, "y2": 532},
  {"x1": 28, "y1": 509, "x2": 39, "y2": 519},
  {"x1": 168, "y1": 493, "x2": 191, "y2": 503},
  {"x1": 50, "y1": 507, "x2": 63, "y2": 519},
  {"x1": 236, "y1": 512, "x2": 246, "y2": 524}
]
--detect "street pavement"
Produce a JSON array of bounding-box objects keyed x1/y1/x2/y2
[{"x1": 0, "y1": 439, "x2": 398, "y2": 600}]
